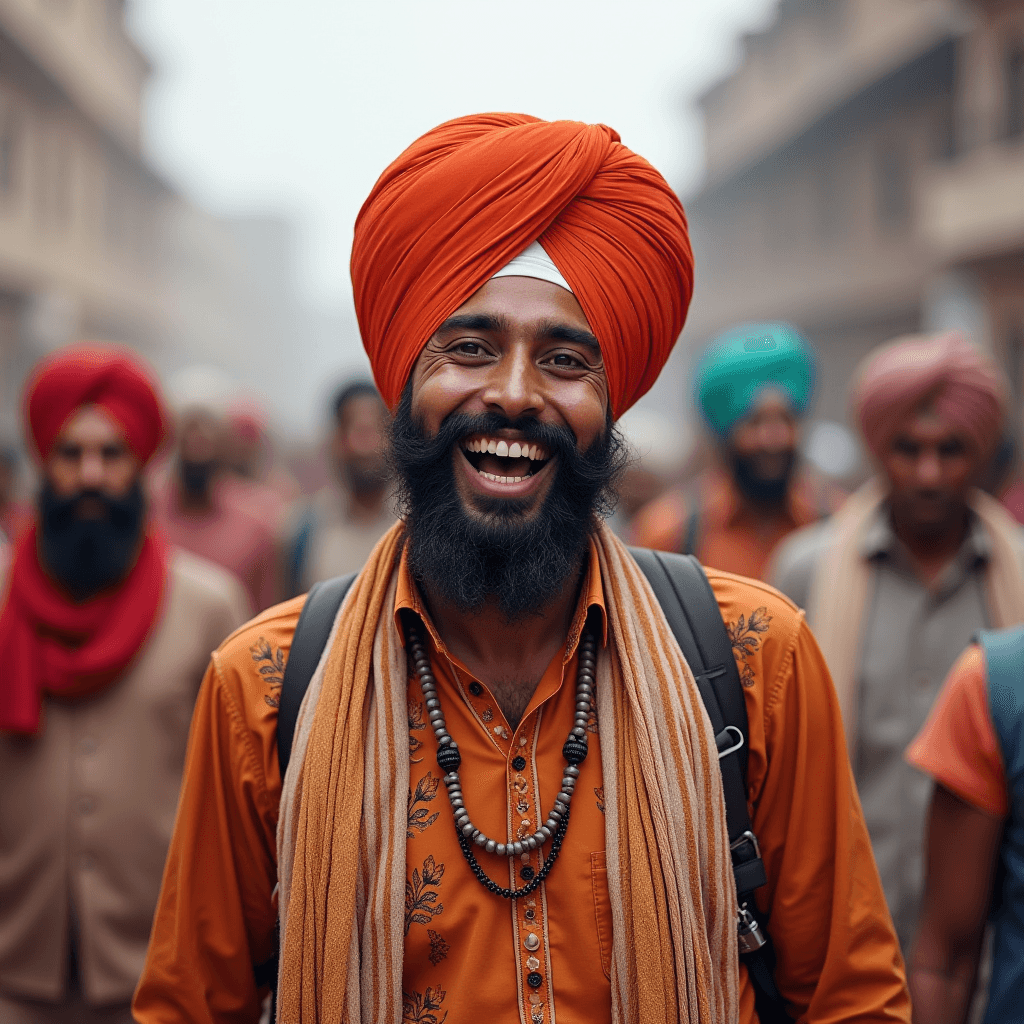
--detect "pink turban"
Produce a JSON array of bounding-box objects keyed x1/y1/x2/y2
[{"x1": 853, "y1": 333, "x2": 1007, "y2": 460}]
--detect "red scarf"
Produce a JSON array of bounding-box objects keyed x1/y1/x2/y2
[{"x1": 0, "y1": 524, "x2": 169, "y2": 734}]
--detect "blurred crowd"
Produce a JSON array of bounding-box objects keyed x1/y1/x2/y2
[{"x1": 2, "y1": 318, "x2": 1024, "y2": 1021}]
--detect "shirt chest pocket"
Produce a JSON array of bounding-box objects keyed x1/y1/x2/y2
[{"x1": 591, "y1": 851, "x2": 612, "y2": 980}]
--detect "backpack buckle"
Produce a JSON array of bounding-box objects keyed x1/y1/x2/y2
[
  {"x1": 716, "y1": 725, "x2": 745, "y2": 760},
  {"x1": 737, "y1": 904, "x2": 767, "y2": 954}
]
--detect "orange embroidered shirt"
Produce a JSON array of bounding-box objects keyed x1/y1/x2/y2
[{"x1": 133, "y1": 542, "x2": 909, "y2": 1024}]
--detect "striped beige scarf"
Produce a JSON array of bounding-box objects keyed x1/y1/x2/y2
[
  {"x1": 276, "y1": 521, "x2": 738, "y2": 1023},
  {"x1": 808, "y1": 478, "x2": 1024, "y2": 755}
]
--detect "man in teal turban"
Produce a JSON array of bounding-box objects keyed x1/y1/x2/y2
[{"x1": 632, "y1": 322, "x2": 830, "y2": 581}]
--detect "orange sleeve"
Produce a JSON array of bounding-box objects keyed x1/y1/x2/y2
[
  {"x1": 906, "y1": 645, "x2": 1008, "y2": 818},
  {"x1": 627, "y1": 488, "x2": 687, "y2": 552},
  {"x1": 133, "y1": 602, "x2": 299, "y2": 1023},
  {"x1": 748, "y1": 617, "x2": 909, "y2": 1023}
]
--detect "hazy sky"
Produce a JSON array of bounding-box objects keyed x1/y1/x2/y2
[{"x1": 129, "y1": 0, "x2": 776, "y2": 309}]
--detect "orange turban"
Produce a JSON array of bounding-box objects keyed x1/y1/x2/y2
[
  {"x1": 853, "y1": 332, "x2": 1007, "y2": 460},
  {"x1": 25, "y1": 343, "x2": 167, "y2": 465},
  {"x1": 351, "y1": 112, "x2": 694, "y2": 419}
]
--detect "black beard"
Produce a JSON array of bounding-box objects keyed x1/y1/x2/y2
[
  {"x1": 388, "y1": 384, "x2": 626, "y2": 622},
  {"x1": 38, "y1": 482, "x2": 146, "y2": 601},
  {"x1": 179, "y1": 459, "x2": 216, "y2": 499},
  {"x1": 730, "y1": 450, "x2": 796, "y2": 506}
]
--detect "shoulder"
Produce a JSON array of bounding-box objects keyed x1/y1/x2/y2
[
  {"x1": 768, "y1": 518, "x2": 835, "y2": 608},
  {"x1": 209, "y1": 596, "x2": 306, "y2": 727},
  {"x1": 706, "y1": 568, "x2": 805, "y2": 694},
  {"x1": 167, "y1": 547, "x2": 251, "y2": 619}
]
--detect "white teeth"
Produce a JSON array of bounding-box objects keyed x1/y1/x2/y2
[
  {"x1": 495, "y1": 440, "x2": 509, "y2": 457},
  {"x1": 528, "y1": 445, "x2": 537, "y2": 460},
  {"x1": 463, "y1": 437, "x2": 549, "y2": 461},
  {"x1": 509, "y1": 442, "x2": 522, "y2": 459},
  {"x1": 479, "y1": 470, "x2": 526, "y2": 484},
  {"x1": 487, "y1": 439, "x2": 498, "y2": 454}
]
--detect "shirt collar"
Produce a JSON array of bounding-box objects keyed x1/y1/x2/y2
[
  {"x1": 393, "y1": 535, "x2": 608, "y2": 658},
  {"x1": 857, "y1": 499, "x2": 992, "y2": 567}
]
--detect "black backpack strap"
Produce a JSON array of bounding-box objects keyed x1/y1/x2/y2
[
  {"x1": 277, "y1": 572, "x2": 358, "y2": 780},
  {"x1": 629, "y1": 547, "x2": 789, "y2": 1023}
]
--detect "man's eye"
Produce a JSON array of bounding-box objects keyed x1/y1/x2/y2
[
  {"x1": 455, "y1": 341, "x2": 484, "y2": 356},
  {"x1": 549, "y1": 353, "x2": 583, "y2": 369},
  {"x1": 938, "y1": 439, "x2": 966, "y2": 458},
  {"x1": 102, "y1": 445, "x2": 127, "y2": 460},
  {"x1": 892, "y1": 439, "x2": 918, "y2": 457}
]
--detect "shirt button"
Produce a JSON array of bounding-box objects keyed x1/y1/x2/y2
[
  {"x1": 469, "y1": 682, "x2": 483, "y2": 696},
  {"x1": 527, "y1": 972, "x2": 543, "y2": 988},
  {"x1": 521, "y1": 865, "x2": 535, "y2": 882},
  {"x1": 523, "y1": 932, "x2": 540, "y2": 951},
  {"x1": 512, "y1": 755, "x2": 527, "y2": 771}
]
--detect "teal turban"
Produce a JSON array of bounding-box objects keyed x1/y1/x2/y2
[{"x1": 695, "y1": 323, "x2": 816, "y2": 437}]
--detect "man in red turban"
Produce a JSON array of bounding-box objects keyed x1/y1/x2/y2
[
  {"x1": 137, "y1": 115, "x2": 907, "y2": 1024},
  {"x1": 0, "y1": 344, "x2": 249, "y2": 1023},
  {"x1": 773, "y1": 331, "x2": 1024, "y2": 955}
]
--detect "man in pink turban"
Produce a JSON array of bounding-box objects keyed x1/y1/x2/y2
[
  {"x1": 773, "y1": 331, "x2": 1024, "y2": 955},
  {"x1": 0, "y1": 344, "x2": 250, "y2": 1023}
]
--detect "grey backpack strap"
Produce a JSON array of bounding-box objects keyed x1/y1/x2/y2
[{"x1": 277, "y1": 572, "x2": 357, "y2": 779}]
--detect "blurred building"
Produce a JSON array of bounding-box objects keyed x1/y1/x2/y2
[
  {"x1": 0, "y1": 0, "x2": 169, "y2": 435},
  {"x1": 653, "y1": 0, "x2": 1024, "y2": 446}
]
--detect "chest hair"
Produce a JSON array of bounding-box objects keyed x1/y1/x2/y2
[{"x1": 487, "y1": 676, "x2": 542, "y2": 731}]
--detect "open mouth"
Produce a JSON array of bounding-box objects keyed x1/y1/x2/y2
[{"x1": 460, "y1": 434, "x2": 552, "y2": 484}]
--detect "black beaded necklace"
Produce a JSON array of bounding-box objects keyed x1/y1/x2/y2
[{"x1": 403, "y1": 614, "x2": 597, "y2": 900}]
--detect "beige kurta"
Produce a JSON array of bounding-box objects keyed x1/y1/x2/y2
[{"x1": 0, "y1": 548, "x2": 249, "y2": 1008}]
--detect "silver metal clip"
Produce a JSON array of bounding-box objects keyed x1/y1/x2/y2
[
  {"x1": 737, "y1": 904, "x2": 767, "y2": 954},
  {"x1": 716, "y1": 725, "x2": 744, "y2": 760},
  {"x1": 730, "y1": 829, "x2": 761, "y2": 858}
]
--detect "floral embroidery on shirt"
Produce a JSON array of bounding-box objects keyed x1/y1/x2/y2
[
  {"x1": 595, "y1": 786, "x2": 605, "y2": 814},
  {"x1": 409, "y1": 698, "x2": 427, "y2": 762},
  {"x1": 408, "y1": 773, "x2": 441, "y2": 838},
  {"x1": 726, "y1": 608, "x2": 772, "y2": 688},
  {"x1": 403, "y1": 985, "x2": 448, "y2": 1024},
  {"x1": 405, "y1": 855, "x2": 445, "y2": 934},
  {"x1": 427, "y1": 929, "x2": 450, "y2": 965},
  {"x1": 250, "y1": 638, "x2": 286, "y2": 708}
]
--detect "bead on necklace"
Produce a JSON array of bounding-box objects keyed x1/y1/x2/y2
[{"x1": 403, "y1": 614, "x2": 597, "y2": 899}]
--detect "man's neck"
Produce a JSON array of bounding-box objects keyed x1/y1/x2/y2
[
  {"x1": 418, "y1": 562, "x2": 584, "y2": 729},
  {"x1": 890, "y1": 506, "x2": 970, "y2": 587}
]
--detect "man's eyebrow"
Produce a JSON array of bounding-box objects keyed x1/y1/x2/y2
[
  {"x1": 541, "y1": 321, "x2": 602, "y2": 356},
  {"x1": 434, "y1": 313, "x2": 510, "y2": 335}
]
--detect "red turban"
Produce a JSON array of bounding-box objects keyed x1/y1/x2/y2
[
  {"x1": 853, "y1": 332, "x2": 1007, "y2": 460},
  {"x1": 351, "y1": 112, "x2": 694, "y2": 419},
  {"x1": 25, "y1": 343, "x2": 167, "y2": 464}
]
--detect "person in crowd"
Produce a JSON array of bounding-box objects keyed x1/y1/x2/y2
[
  {"x1": 224, "y1": 396, "x2": 299, "y2": 534},
  {"x1": 631, "y1": 322, "x2": 833, "y2": 581},
  {"x1": 772, "y1": 331, "x2": 1024, "y2": 953},
  {"x1": 286, "y1": 379, "x2": 395, "y2": 594},
  {"x1": 0, "y1": 443, "x2": 32, "y2": 541},
  {"x1": 151, "y1": 368, "x2": 281, "y2": 612},
  {"x1": 135, "y1": 113, "x2": 907, "y2": 1024},
  {"x1": 905, "y1": 628, "x2": 1024, "y2": 1024},
  {"x1": 0, "y1": 344, "x2": 249, "y2": 1024}
]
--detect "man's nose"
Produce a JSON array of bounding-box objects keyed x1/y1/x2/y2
[
  {"x1": 481, "y1": 348, "x2": 545, "y2": 420},
  {"x1": 78, "y1": 450, "x2": 106, "y2": 489},
  {"x1": 915, "y1": 449, "x2": 942, "y2": 486}
]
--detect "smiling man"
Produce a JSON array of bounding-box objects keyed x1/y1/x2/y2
[
  {"x1": 0, "y1": 345, "x2": 249, "y2": 1024},
  {"x1": 135, "y1": 114, "x2": 907, "y2": 1024},
  {"x1": 772, "y1": 331, "x2": 1024, "y2": 954}
]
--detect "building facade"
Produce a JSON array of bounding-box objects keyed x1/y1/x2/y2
[
  {"x1": 652, "y1": 0, "x2": 1024, "y2": 453},
  {"x1": 0, "y1": 0, "x2": 171, "y2": 438}
]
